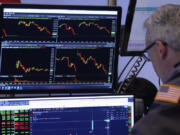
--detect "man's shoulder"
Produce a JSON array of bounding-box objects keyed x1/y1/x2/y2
[{"x1": 132, "y1": 101, "x2": 180, "y2": 135}]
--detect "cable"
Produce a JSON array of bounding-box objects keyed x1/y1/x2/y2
[{"x1": 116, "y1": 56, "x2": 147, "y2": 94}]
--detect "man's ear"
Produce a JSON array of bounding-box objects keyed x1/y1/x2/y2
[{"x1": 156, "y1": 40, "x2": 167, "y2": 60}]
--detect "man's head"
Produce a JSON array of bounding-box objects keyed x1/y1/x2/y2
[{"x1": 144, "y1": 4, "x2": 180, "y2": 82}]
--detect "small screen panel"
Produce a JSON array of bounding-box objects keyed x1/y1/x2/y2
[
  {"x1": 0, "y1": 4, "x2": 121, "y2": 93},
  {"x1": 121, "y1": 0, "x2": 180, "y2": 56},
  {"x1": 0, "y1": 95, "x2": 134, "y2": 135}
]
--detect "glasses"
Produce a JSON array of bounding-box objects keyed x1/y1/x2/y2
[
  {"x1": 143, "y1": 42, "x2": 156, "y2": 53},
  {"x1": 142, "y1": 42, "x2": 156, "y2": 61},
  {"x1": 142, "y1": 41, "x2": 168, "y2": 61}
]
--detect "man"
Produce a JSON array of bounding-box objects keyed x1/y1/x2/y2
[{"x1": 132, "y1": 4, "x2": 180, "y2": 135}]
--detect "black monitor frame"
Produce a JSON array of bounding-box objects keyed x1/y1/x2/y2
[
  {"x1": 0, "y1": 3, "x2": 121, "y2": 94},
  {"x1": 120, "y1": 0, "x2": 145, "y2": 56},
  {"x1": 0, "y1": 95, "x2": 135, "y2": 134}
]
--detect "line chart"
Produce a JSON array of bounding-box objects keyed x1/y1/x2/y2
[
  {"x1": 59, "y1": 23, "x2": 76, "y2": 36},
  {"x1": 58, "y1": 19, "x2": 114, "y2": 42},
  {"x1": 0, "y1": 48, "x2": 51, "y2": 82},
  {"x1": 78, "y1": 21, "x2": 110, "y2": 34},
  {"x1": 18, "y1": 20, "x2": 52, "y2": 35},
  {"x1": 2, "y1": 18, "x2": 55, "y2": 41},
  {"x1": 77, "y1": 53, "x2": 107, "y2": 74},
  {"x1": 16, "y1": 60, "x2": 49, "y2": 73},
  {"x1": 55, "y1": 48, "x2": 110, "y2": 83},
  {"x1": 56, "y1": 57, "x2": 77, "y2": 72},
  {"x1": 56, "y1": 53, "x2": 107, "y2": 74}
]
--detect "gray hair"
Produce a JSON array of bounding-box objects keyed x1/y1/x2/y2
[{"x1": 144, "y1": 4, "x2": 180, "y2": 50}]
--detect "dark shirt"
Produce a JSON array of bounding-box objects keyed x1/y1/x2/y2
[{"x1": 131, "y1": 65, "x2": 180, "y2": 135}]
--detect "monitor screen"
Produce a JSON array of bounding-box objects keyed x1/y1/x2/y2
[
  {"x1": 0, "y1": 4, "x2": 121, "y2": 93},
  {"x1": 0, "y1": 95, "x2": 134, "y2": 135},
  {"x1": 120, "y1": 0, "x2": 180, "y2": 56}
]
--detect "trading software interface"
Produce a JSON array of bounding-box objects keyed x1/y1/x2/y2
[
  {"x1": 127, "y1": 0, "x2": 180, "y2": 52},
  {"x1": 0, "y1": 95, "x2": 134, "y2": 135},
  {"x1": 0, "y1": 5, "x2": 120, "y2": 91}
]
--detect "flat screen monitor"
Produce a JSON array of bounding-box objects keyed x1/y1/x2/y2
[
  {"x1": 0, "y1": 95, "x2": 134, "y2": 135},
  {"x1": 120, "y1": 0, "x2": 180, "y2": 56},
  {"x1": 0, "y1": 4, "x2": 121, "y2": 93}
]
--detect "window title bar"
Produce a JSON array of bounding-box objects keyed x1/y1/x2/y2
[{"x1": 4, "y1": 8, "x2": 118, "y2": 15}]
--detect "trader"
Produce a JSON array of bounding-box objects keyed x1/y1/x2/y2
[{"x1": 132, "y1": 4, "x2": 180, "y2": 135}]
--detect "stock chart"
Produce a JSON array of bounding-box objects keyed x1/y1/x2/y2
[
  {"x1": 58, "y1": 19, "x2": 114, "y2": 42},
  {"x1": 55, "y1": 48, "x2": 110, "y2": 83},
  {"x1": 0, "y1": 5, "x2": 118, "y2": 91},
  {"x1": 0, "y1": 48, "x2": 51, "y2": 83},
  {"x1": 0, "y1": 48, "x2": 111, "y2": 84},
  {"x1": 2, "y1": 18, "x2": 55, "y2": 42}
]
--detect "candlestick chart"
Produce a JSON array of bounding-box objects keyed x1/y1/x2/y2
[
  {"x1": 55, "y1": 48, "x2": 110, "y2": 83},
  {"x1": 0, "y1": 48, "x2": 51, "y2": 83},
  {"x1": 0, "y1": 4, "x2": 120, "y2": 91},
  {"x1": 58, "y1": 19, "x2": 114, "y2": 42},
  {"x1": 2, "y1": 18, "x2": 55, "y2": 41}
]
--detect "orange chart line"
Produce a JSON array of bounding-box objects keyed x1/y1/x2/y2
[
  {"x1": 59, "y1": 23, "x2": 76, "y2": 35},
  {"x1": 79, "y1": 21, "x2": 110, "y2": 34},
  {"x1": 56, "y1": 57, "x2": 77, "y2": 72},
  {"x1": 56, "y1": 54, "x2": 107, "y2": 74},
  {"x1": 18, "y1": 20, "x2": 52, "y2": 35},
  {"x1": 16, "y1": 60, "x2": 49, "y2": 73},
  {"x1": 2, "y1": 28, "x2": 7, "y2": 37},
  {"x1": 77, "y1": 53, "x2": 107, "y2": 74}
]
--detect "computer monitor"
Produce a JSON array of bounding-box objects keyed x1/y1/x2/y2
[
  {"x1": 0, "y1": 4, "x2": 121, "y2": 93},
  {"x1": 120, "y1": 0, "x2": 180, "y2": 56},
  {"x1": 0, "y1": 95, "x2": 134, "y2": 135}
]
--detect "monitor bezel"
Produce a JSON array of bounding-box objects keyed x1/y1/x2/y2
[
  {"x1": 0, "y1": 3, "x2": 122, "y2": 94},
  {"x1": 120, "y1": 0, "x2": 145, "y2": 56},
  {"x1": 0, "y1": 94, "x2": 135, "y2": 130}
]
